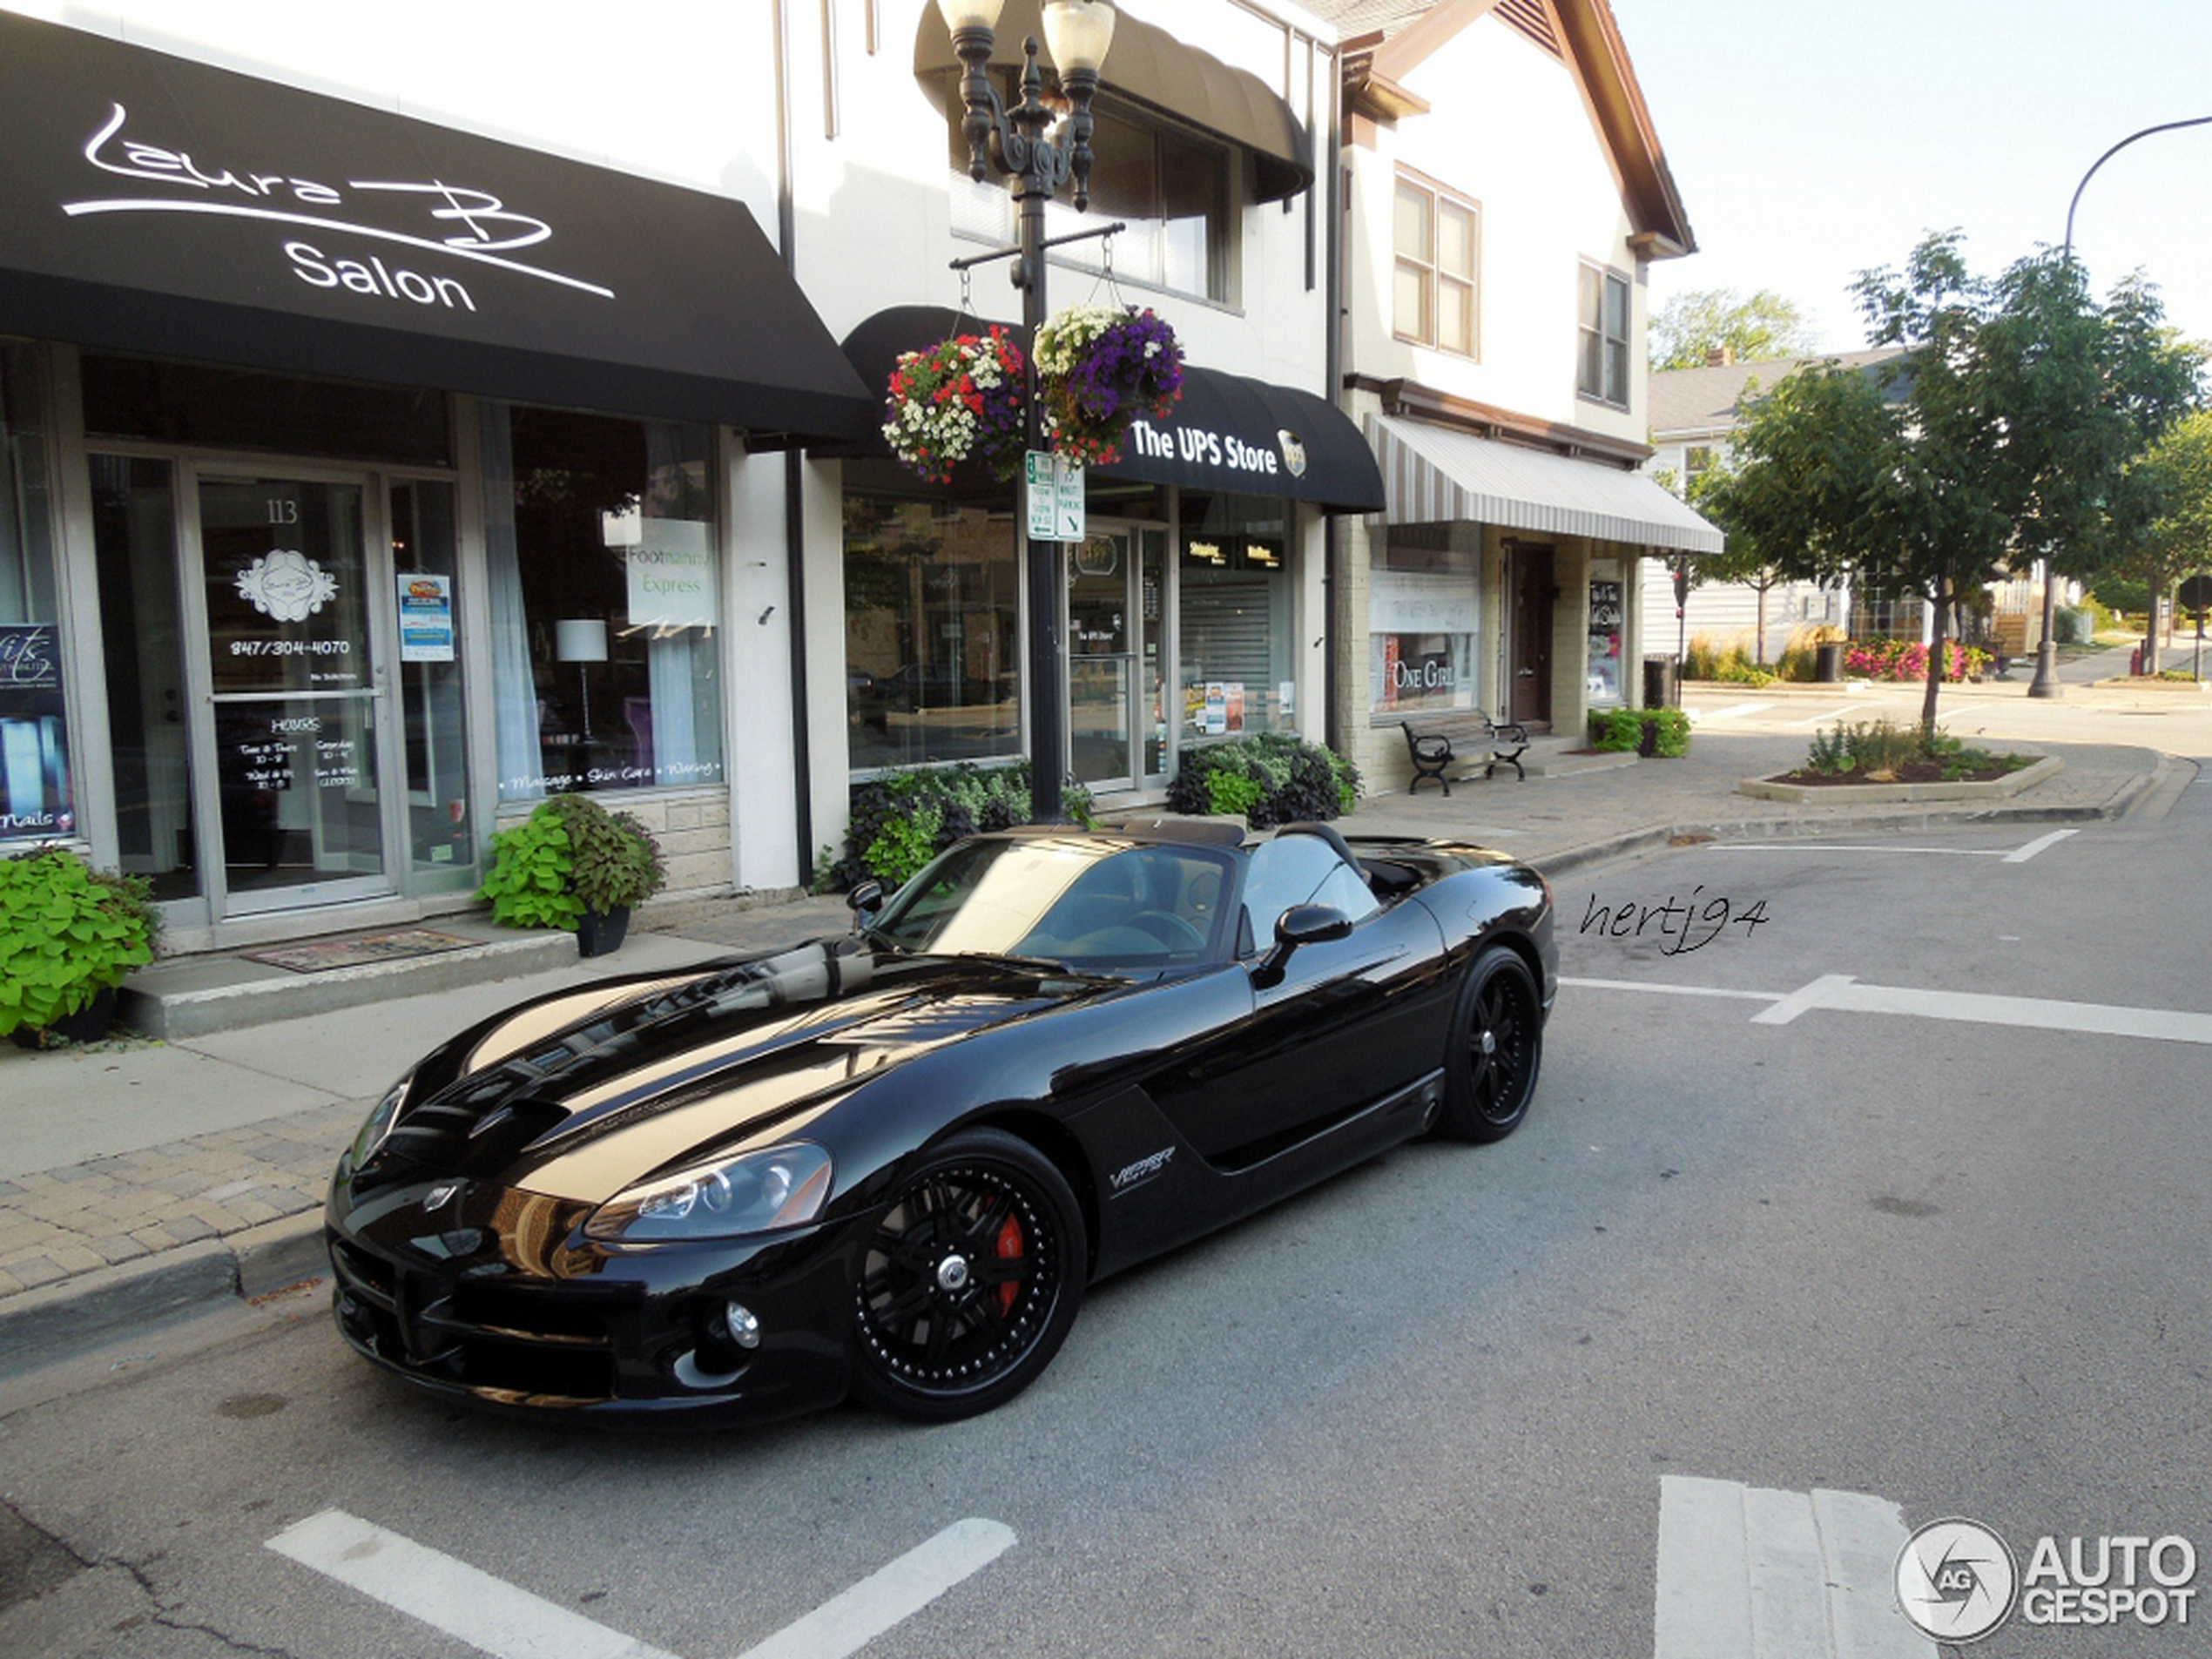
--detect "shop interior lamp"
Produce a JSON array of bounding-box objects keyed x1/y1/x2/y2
[{"x1": 556, "y1": 617, "x2": 608, "y2": 741}]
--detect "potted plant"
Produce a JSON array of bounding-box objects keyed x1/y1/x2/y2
[
  {"x1": 0, "y1": 849, "x2": 159, "y2": 1047},
  {"x1": 1031, "y1": 304, "x2": 1184, "y2": 466},
  {"x1": 881, "y1": 325, "x2": 1029, "y2": 484},
  {"x1": 480, "y1": 794, "x2": 665, "y2": 957}
]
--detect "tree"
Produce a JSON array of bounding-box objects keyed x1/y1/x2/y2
[
  {"x1": 1650, "y1": 287, "x2": 1818, "y2": 372},
  {"x1": 2114, "y1": 410, "x2": 2212, "y2": 668},
  {"x1": 1703, "y1": 232, "x2": 2201, "y2": 729},
  {"x1": 1676, "y1": 456, "x2": 1836, "y2": 663}
]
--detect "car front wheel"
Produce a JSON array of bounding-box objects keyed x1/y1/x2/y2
[
  {"x1": 1438, "y1": 945, "x2": 1542, "y2": 1142},
  {"x1": 850, "y1": 1129, "x2": 1085, "y2": 1422}
]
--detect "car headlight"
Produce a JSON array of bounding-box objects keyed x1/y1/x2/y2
[
  {"x1": 348, "y1": 1074, "x2": 413, "y2": 1167},
  {"x1": 584, "y1": 1143, "x2": 833, "y2": 1244}
]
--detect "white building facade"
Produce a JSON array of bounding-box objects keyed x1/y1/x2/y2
[
  {"x1": 1316, "y1": 0, "x2": 1718, "y2": 789},
  {"x1": 0, "y1": 0, "x2": 1368, "y2": 954}
]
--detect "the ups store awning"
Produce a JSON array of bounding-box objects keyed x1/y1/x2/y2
[
  {"x1": 839, "y1": 307, "x2": 1384, "y2": 514},
  {"x1": 0, "y1": 11, "x2": 875, "y2": 443}
]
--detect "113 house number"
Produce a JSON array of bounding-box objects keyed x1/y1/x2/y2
[{"x1": 266, "y1": 498, "x2": 299, "y2": 524}]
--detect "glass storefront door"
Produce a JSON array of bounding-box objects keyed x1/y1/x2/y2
[
  {"x1": 192, "y1": 471, "x2": 395, "y2": 914},
  {"x1": 1065, "y1": 523, "x2": 1170, "y2": 794}
]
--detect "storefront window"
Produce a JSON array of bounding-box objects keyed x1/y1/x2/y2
[
  {"x1": 1369, "y1": 526, "x2": 1477, "y2": 717},
  {"x1": 844, "y1": 496, "x2": 1022, "y2": 773},
  {"x1": 0, "y1": 345, "x2": 71, "y2": 845},
  {"x1": 1588, "y1": 566, "x2": 1625, "y2": 705},
  {"x1": 1181, "y1": 495, "x2": 1293, "y2": 742},
  {"x1": 483, "y1": 405, "x2": 724, "y2": 801}
]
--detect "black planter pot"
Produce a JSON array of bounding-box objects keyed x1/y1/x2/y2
[
  {"x1": 10, "y1": 986, "x2": 118, "y2": 1049},
  {"x1": 575, "y1": 906, "x2": 632, "y2": 958}
]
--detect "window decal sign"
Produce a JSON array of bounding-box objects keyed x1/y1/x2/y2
[{"x1": 235, "y1": 550, "x2": 338, "y2": 623}]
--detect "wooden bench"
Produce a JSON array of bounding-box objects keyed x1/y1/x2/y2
[{"x1": 1401, "y1": 712, "x2": 1530, "y2": 793}]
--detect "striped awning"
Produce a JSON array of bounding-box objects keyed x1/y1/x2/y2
[{"x1": 1371, "y1": 415, "x2": 1724, "y2": 555}]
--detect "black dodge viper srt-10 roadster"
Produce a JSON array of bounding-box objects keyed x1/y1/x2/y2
[{"x1": 327, "y1": 820, "x2": 1555, "y2": 1425}]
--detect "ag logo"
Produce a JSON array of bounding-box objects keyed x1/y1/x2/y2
[
  {"x1": 1276, "y1": 428, "x2": 1308, "y2": 478},
  {"x1": 235, "y1": 549, "x2": 339, "y2": 622},
  {"x1": 1895, "y1": 1518, "x2": 2019, "y2": 1642}
]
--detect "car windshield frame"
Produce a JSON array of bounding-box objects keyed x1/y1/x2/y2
[{"x1": 867, "y1": 835, "x2": 1242, "y2": 972}]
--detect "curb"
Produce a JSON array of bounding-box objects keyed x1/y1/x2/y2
[{"x1": 0, "y1": 1212, "x2": 326, "y2": 1378}]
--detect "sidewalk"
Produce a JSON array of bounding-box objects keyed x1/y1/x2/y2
[{"x1": 0, "y1": 726, "x2": 2180, "y2": 1372}]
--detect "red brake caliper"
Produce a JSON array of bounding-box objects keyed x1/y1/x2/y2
[{"x1": 994, "y1": 1213, "x2": 1024, "y2": 1313}]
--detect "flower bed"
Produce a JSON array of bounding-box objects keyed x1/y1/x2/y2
[{"x1": 1843, "y1": 638, "x2": 1989, "y2": 682}]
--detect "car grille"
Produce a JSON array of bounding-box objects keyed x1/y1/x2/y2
[{"x1": 329, "y1": 1236, "x2": 629, "y2": 1403}]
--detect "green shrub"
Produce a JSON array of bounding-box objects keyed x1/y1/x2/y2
[
  {"x1": 481, "y1": 794, "x2": 664, "y2": 930},
  {"x1": 1800, "y1": 717, "x2": 2022, "y2": 777},
  {"x1": 1588, "y1": 707, "x2": 1689, "y2": 757},
  {"x1": 833, "y1": 761, "x2": 1093, "y2": 891},
  {"x1": 1166, "y1": 732, "x2": 1359, "y2": 827},
  {"x1": 0, "y1": 850, "x2": 158, "y2": 1039}
]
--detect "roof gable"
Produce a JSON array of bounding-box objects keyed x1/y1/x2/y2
[{"x1": 1325, "y1": 0, "x2": 1696, "y2": 259}]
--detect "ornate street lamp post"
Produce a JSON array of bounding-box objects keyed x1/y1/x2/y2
[
  {"x1": 2027, "y1": 114, "x2": 2212, "y2": 699},
  {"x1": 937, "y1": 0, "x2": 1116, "y2": 821}
]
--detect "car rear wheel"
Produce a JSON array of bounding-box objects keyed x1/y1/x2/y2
[
  {"x1": 850, "y1": 1129, "x2": 1085, "y2": 1422},
  {"x1": 1438, "y1": 945, "x2": 1541, "y2": 1142}
]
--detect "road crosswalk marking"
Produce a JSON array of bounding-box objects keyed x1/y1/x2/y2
[
  {"x1": 1656, "y1": 1476, "x2": 1932, "y2": 1659},
  {"x1": 267, "y1": 1509, "x2": 1015, "y2": 1659}
]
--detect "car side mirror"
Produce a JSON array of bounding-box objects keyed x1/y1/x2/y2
[
  {"x1": 1254, "y1": 903, "x2": 1352, "y2": 986},
  {"x1": 847, "y1": 880, "x2": 885, "y2": 921}
]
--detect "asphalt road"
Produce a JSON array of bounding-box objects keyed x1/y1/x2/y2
[{"x1": 2, "y1": 761, "x2": 2207, "y2": 1658}]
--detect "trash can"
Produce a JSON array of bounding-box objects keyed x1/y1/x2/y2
[
  {"x1": 1815, "y1": 641, "x2": 1844, "y2": 682},
  {"x1": 1642, "y1": 655, "x2": 1677, "y2": 709}
]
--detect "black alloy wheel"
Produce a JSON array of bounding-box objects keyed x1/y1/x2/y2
[
  {"x1": 850, "y1": 1128, "x2": 1086, "y2": 1421},
  {"x1": 1437, "y1": 945, "x2": 1542, "y2": 1142}
]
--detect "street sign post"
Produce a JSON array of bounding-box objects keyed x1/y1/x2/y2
[
  {"x1": 1025, "y1": 451, "x2": 1085, "y2": 543},
  {"x1": 2180, "y1": 575, "x2": 2212, "y2": 682}
]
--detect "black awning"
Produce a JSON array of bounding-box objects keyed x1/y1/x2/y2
[
  {"x1": 914, "y1": 3, "x2": 1313, "y2": 205},
  {"x1": 837, "y1": 307, "x2": 1383, "y2": 515},
  {"x1": 0, "y1": 12, "x2": 875, "y2": 443}
]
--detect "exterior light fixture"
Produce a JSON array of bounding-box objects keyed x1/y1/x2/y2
[{"x1": 937, "y1": 0, "x2": 1117, "y2": 822}]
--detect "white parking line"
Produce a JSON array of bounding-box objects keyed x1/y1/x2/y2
[
  {"x1": 1656, "y1": 1476, "x2": 1932, "y2": 1659},
  {"x1": 1716, "y1": 828, "x2": 2077, "y2": 861},
  {"x1": 267, "y1": 1509, "x2": 681, "y2": 1659},
  {"x1": 1564, "y1": 971, "x2": 2212, "y2": 1045},
  {"x1": 735, "y1": 1519, "x2": 1016, "y2": 1659},
  {"x1": 1790, "y1": 702, "x2": 1872, "y2": 725},
  {"x1": 268, "y1": 1511, "x2": 1016, "y2": 1659},
  {"x1": 1700, "y1": 701, "x2": 1775, "y2": 720}
]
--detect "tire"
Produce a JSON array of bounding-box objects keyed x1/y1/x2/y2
[
  {"x1": 1437, "y1": 945, "x2": 1543, "y2": 1143},
  {"x1": 850, "y1": 1128, "x2": 1086, "y2": 1422}
]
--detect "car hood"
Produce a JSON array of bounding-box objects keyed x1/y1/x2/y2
[{"x1": 356, "y1": 941, "x2": 1118, "y2": 1204}]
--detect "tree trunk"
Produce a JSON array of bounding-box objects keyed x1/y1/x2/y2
[
  {"x1": 1754, "y1": 580, "x2": 1770, "y2": 664},
  {"x1": 1921, "y1": 577, "x2": 1948, "y2": 734}
]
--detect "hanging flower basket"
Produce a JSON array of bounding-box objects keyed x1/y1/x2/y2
[
  {"x1": 1033, "y1": 305, "x2": 1185, "y2": 467},
  {"x1": 881, "y1": 326, "x2": 1029, "y2": 485}
]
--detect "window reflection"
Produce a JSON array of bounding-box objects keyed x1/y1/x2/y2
[{"x1": 844, "y1": 497, "x2": 1022, "y2": 772}]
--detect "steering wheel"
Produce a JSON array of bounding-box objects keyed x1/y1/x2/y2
[{"x1": 1129, "y1": 909, "x2": 1206, "y2": 950}]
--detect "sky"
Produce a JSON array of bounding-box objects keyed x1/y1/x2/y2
[{"x1": 1612, "y1": 0, "x2": 2212, "y2": 356}]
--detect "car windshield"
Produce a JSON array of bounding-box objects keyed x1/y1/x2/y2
[{"x1": 868, "y1": 837, "x2": 1234, "y2": 968}]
